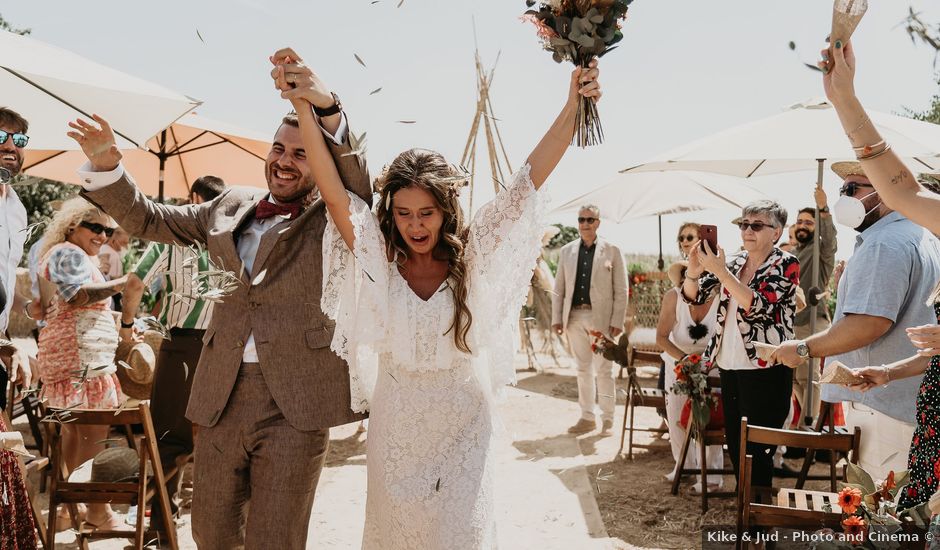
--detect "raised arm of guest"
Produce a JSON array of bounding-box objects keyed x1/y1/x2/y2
[{"x1": 823, "y1": 40, "x2": 940, "y2": 234}]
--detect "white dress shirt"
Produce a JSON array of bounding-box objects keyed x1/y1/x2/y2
[
  {"x1": 0, "y1": 186, "x2": 28, "y2": 333},
  {"x1": 78, "y1": 113, "x2": 348, "y2": 363}
]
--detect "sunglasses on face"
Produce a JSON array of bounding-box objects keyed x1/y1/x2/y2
[
  {"x1": 0, "y1": 131, "x2": 28, "y2": 148},
  {"x1": 79, "y1": 221, "x2": 115, "y2": 238},
  {"x1": 678, "y1": 234, "x2": 696, "y2": 243},
  {"x1": 737, "y1": 221, "x2": 774, "y2": 232},
  {"x1": 578, "y1": 217, "x2": 597, "y2": 225},
  {"x1": 839, "y1": 181, "x2": 874, "y2": 197}
]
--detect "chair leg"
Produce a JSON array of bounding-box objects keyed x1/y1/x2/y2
[
  {"x1": 672, "y1": 427, "x2": 693, "y2": 496},
  {"x1": 700, "y1": 435, "x2": 709, "y2": 512},
  {"x1": 618, "y1": 395, "x2": 629, "y2": 457},
  {"x1": 136, "y1": 444, "x2": 147, "y2": 550},
  {"x1": 627, "y1": 396, "x2": 636, "y2": 460}
]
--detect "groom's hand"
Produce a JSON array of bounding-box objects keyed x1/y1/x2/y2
[
  {"x1": 270, "y1": 48, "x2": 334, "y2": 111},
  {"x1": 67, "y1": 115, "x2": 122, "y2": 172}
]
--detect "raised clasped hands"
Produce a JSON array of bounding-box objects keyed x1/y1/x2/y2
[
  {"x1": 66, "y1": 114, "x2": 122, "y2": 172},
  {"x1": 269, "y1": 48, "x2": 333, "y2": 111}
]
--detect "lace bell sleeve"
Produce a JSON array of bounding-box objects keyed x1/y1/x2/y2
[
  {"x1": 321, "y1": 191, "x2": 390, "y2": 413},
  {"x1": 465, "y1": 163, "x2": 550, "y2": 393}
]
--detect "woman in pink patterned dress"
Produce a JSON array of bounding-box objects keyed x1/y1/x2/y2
[{"x1": 37, "y1": 197, "x2": 128, "y2": 530}]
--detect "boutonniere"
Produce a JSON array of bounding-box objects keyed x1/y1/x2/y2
[{"x1": 604, "y1": 260, "x2": 613, "y2": 271}]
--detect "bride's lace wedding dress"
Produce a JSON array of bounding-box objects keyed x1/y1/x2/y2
[{"x1": 321, "y1": 165, "x2": 547, "y2": 549}]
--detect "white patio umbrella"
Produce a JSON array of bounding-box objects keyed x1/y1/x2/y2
[
  {"x1": 1, "y1": 29, "x2": 200, "y2": 152},
  {"x1": 552, "y1": 171, "x2": 769, "y2": 270},
  {"x1": 621, "y1": 97, "x2": 940, "y2": 425},
  {"x1": 24, "y1": 112, "x2": 272, "y2": 200}
]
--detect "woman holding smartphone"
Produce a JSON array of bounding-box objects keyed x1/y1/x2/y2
[{"x1": 682, "y1": 201, "x2": 800, "y2": 489}]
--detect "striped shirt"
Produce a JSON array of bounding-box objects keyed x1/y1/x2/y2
[{"x1": 133, "y1": 242, "x2": 214, "y2": 330}]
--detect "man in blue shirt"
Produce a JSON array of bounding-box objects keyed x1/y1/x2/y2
[{"x1": 775, "y1": 162, "x2": 940, "y2": 480}]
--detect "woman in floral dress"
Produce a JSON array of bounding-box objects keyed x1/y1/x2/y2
[
  {"x1": 37, "y1": 197, "x2": 128, "y2": 530},
  {"x1": 272, "y1": 48, "x2": 601, "y2": 549},
  {"x1": 852, "y1": 290, "x2": 940, "y2": 509}
]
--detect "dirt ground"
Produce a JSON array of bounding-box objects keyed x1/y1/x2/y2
[{"x1": 9, "y1": 341, "x2": 836, "y2": 549}]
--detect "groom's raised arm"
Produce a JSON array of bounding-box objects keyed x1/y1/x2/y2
[{"x1": 69, "y1": 115, "x2": 212, "y2": 247}]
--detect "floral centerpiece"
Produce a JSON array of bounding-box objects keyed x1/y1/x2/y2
[
  {"x1": 670, "y1": 354, "x2": 722, "y2": 433},
  {"x1": 522, "y1": 0, "x2": 634, "y2": 147},
  {"x1": 812, "y1": 464, "x2": 934, "y2": 549}
]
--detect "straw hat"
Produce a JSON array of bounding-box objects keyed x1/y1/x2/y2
[
  {"x1": 667, "y1": 261, "x2": 689, "y2": 288},
  {"x1": 90, "y1": 447, "x2": 146, "y2": 483},
  {"x1": 114, "y1": 340, "x2": 156, "y2": 400},
  {"x1": 831, "y1": 161, "x2": 866, "y2": 180},
  {"x1": 541, "y1": 226, "x2": 561, "y2": 247}
]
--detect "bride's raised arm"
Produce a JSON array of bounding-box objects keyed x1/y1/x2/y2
[
  {"x1": 526, "y1": 59, "x2": 601, "y2": 189},
  {"x1": 271, "y1": 61, "x2": 356, "y2": 251}
]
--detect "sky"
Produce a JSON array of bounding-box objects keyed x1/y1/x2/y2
[{"x1": 4, "y1": 0, "x2": 940, "y2": 262}]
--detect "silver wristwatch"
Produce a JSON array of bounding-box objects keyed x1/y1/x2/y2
[{"x1": 796, "y1": 341, "x2": 811, "y2": 360}]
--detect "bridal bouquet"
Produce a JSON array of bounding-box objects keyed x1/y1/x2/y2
[{"x1": 522, "y1": 0, "x2": 633, "y2": 147}]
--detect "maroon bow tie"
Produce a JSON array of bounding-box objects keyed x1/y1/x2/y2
[{"x1": 255, "y1": 199, "x2": 301, "y2": 221}]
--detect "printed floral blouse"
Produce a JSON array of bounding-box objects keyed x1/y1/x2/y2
[{"x1": 685, "y1": 247, "x2": 800, "y2": 370}]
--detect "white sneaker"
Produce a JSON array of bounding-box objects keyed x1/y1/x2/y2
[{"x1": 125, "y1": 505, "x2": 138, "y2": 526}]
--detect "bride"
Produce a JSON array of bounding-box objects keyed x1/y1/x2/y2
[{"x1": 272, "y1": 50, "x2": 601, "y2": 549}]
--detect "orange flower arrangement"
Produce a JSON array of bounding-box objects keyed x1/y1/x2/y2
[
  {"x1": 841, "y1": 515, "x2": 867, "y2": 543},
  {"x1": 838, "y1": 486, "x2": 863, "y2": 514}
]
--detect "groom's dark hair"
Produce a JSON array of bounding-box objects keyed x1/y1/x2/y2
[{"x1": 281, "y1": 111, "x2": 299, "y2": 128}]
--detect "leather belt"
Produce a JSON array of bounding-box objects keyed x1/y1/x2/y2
[{"x1": 572, "y1": 304, "x2": 593, "y2": 310}]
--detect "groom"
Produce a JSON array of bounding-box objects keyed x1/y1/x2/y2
[{"x1": 69, "y1": 49, "x2": 370, "y2": 549}]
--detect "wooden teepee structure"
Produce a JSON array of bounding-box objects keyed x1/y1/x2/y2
[{"x1": 459, "y1": 48, "x2": 513, "y2": 216}]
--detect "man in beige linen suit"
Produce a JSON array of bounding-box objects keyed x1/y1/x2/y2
[
  {"x1": 68, "y1": 53, "x2": 368, "y2": 550},
  {"x1": 552, "y1": 205, "x2": 628, "y2": 435}
]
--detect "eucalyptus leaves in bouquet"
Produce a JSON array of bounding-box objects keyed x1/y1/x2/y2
[
  {"x1": 670, "y1": 354, "x2": 720, "y2": 434},
  {"x1": 523, "y1": 0, "x2": 634, "y2": 147}
]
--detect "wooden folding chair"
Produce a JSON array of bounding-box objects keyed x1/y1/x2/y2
[
  {"x1": 45, "y1": 401, "x2": 179, "y2": 550},
  {"x1": 796, "y1": 401, "x2": 860, "y2": 490},
  {"x1": 670, "y1": 377, "x2": 734, "y2": 511},
  {"x1": 618, "y1": 347, "x2": 667, "y2": 458},
  {"x1": 735, "y1": 417, "x2": 861, "y2": 549}
]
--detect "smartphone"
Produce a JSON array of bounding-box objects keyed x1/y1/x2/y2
[{"x1": 698, "y1": 224, "x2": 718, "y2": 253}]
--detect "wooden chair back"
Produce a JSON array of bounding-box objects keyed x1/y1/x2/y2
[
  {"x1": 45, "y1": 401, "x2": 179, "y2": 550},
  {"x1": 735, "y1": 417, "x2": 858, "y2": 548}
]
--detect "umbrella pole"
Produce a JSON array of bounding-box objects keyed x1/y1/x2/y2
[
  {"x1": 804, "y1": 159, "x2": 824, "y2": 426},
  {"x1": 158, "y1": 129, "x2": 167, "y2": 203},
  {"x1": 657, "y1": 215, "x2": 664, "y2": 271}
]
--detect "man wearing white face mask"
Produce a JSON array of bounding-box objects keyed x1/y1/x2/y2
[{"x1": 773, "y1": 161, "x2": 940, "y2": 480}]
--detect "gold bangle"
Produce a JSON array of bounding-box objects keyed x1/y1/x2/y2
[
  {"x1": 852, "y1": 139, "x2": 886, "y2": 154},
  {"x1": 857, "y1": 143, "x2": 892, "y2": 161}
]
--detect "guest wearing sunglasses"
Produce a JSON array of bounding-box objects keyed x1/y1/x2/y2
[
  {"x1": 683, "y1": 200, "x2": 799, "y2": 491},
  {"x1": 36, "y1": 196, "x2": 128, "y2": 531},
  {"x1": 552, "y1": 205, "x2": 628, "y2": 435},
  {"x1": 0, "y1": 107, "x2": 39, "y2": 550},
  {"x1": 773, "y1": 161, "x2": 940, "y2": 481},
  {"x1": 656, "y1": 222, "x2": 724, "y2": 492}
]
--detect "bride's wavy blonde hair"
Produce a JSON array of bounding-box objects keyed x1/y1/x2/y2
[{"x1": 375, "y1": 148, "x2": 473, "y2": 353}]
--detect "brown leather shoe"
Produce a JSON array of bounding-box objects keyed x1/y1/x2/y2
[{"x1": 567, "y1": 418, "x2": 596, "y2": 435}]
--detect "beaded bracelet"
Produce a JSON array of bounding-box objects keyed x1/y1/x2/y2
[{"x1": 846, "y1": 116, "x2": 872, "y2": 140}]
